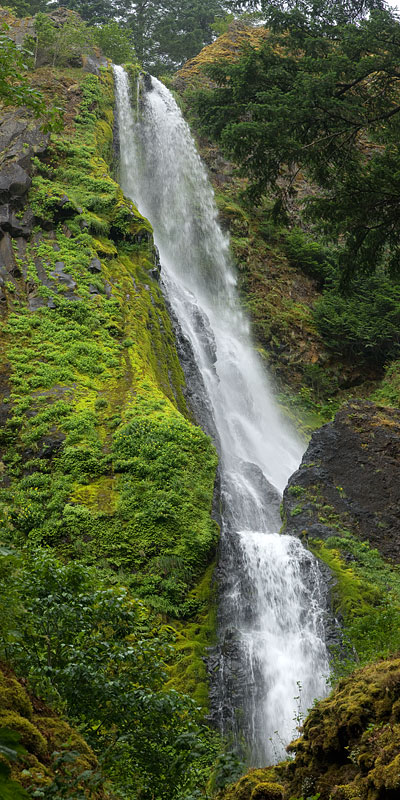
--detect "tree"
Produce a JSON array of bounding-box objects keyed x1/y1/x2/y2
[
  {"x1": 45, "y1": 0, "x2": 115, "y2": 25},
  {"x1": 94, "y1": 21, "x2": 135, "y2": 64},
  {"x1": 50, "y1": 0, "x2": 228, "y2": 71},
  {"x1": 0, "y1": 548, "x2": 218, "y2": 800},
  {"x1": 9, "y1": 0, "x2": 48, "y2": 16},
  {"x1": 150, "y1": 0, "x2": 227, "y2": 71},
  {"x1": 0, "y1": 23, "x2": 59, "y2": 126},
  {"x1": 230, "y1": 0, "x2": 387, "y2": 23},
  {"x1": 191, "y1": 5, "x2": 400, "y2": 277},
  {"x1": 34, "y1": 11, "x2": 93, "y2": 67}
]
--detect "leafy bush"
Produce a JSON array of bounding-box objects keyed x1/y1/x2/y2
[
  {"x1": 284, "y1": 227, "x2": 335, "y2": 287},
  {"x1": 0, "y1": 728, "x2": 30, "y2": 800},
  {"x1": 0, "y1": 548, "x2": 220, "y2": 800},
  {"x1": 94, "y1": 22, "x2": 136, "y2": 65},
  {"x1": 35, "y1": 12, "x2": 93, "y2": 68},
  {"x1": 0, "y1": 23, "x2": 61, "y2": 129},
  {"x1": 313, "y1": 273, "x2": 400, "y2": 364},
  {"x1": 112, "y1": 407, "x2": 219, "y2": 613}
]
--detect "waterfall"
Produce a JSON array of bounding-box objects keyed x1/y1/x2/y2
[{"x1": 113, "y1": 65, "x2": 329, "y2": 764}]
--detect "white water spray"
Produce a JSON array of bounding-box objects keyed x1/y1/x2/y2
[{"x1": 113, "y1": 65, "x2": 329, "y2": 763}]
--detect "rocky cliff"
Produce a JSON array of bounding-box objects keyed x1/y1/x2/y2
[
  {"x1": 282, "y1": 400, "x2": 400, "y2": 670},
  {"x1": 216, "y1": 400, "x2": 400, "y2": 800},
  {"x1": 284, "y1": 400, "x2": 400, "y2": 562}
]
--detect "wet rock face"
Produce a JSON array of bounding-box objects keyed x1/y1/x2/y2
[
  {"x1": 164, "y1": 287, "x2": 221, "y2": 449},
  {"x1": 283, "y1": 400, "x2": 400, "y2": 562},
  {"x1": 0, "y1": 109, "x2": 49, "y2": 240}
]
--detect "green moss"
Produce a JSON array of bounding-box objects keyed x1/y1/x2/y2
[
  {"x1": 310, "y1": 532, "x2": 400, "y2": 674},
  {"x1": 0, "y1": 64, "x2": 219, "y2": 712},
  {"x1": 37, "y1": 717, "x2": 94, "y2": 762},
  {"x1": 0, "y1": 665, "x2": 106, "y2": 796},
  {"x1": 371, "y1": 358, "x2": 400, "y2": 408},
  {"x1": 0, "y1": 673, "x2": 32, "y2": 719},
  {"x1": 286, "y1": 657, "x2": 400, "y2": 800},
  {"x1": 166, "y1": 562, "x2": 217, "y2": 709},
  {"x1": 219, "y1": 768, "x2": 283, "y2": 800},
  {"x1": 250, "y1": 782, "x2": 283, "y2": 800},
  {"x1": 0, "y1": 711, "x2": 46, "y2": 756},
  {"x1": 218, "y1": 656, "x2": 400, "y2": 800}
]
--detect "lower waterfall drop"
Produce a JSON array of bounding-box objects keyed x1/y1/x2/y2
[{"x1": 113, "y1": 64, "x2": 329, "y2": 764}]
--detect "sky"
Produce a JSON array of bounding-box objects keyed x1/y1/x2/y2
[{"x1": 386, "y1": 0, "x2": 400, "y2": 11}]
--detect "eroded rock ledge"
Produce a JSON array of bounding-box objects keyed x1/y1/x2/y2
[{"x1": 283, "y1": 400, "x2": 400, "y2": 562}]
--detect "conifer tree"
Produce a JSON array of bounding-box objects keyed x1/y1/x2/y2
[{"x1": 192, "y1": 2, "x2": 400, "y2": 276}]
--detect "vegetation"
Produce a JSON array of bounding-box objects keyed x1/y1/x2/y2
[
  {"x1": 33, "y1": 11, "x2": 92, "y2": 67},
  {"x1": 2, "y1": 3, "x2": 400, "y2": 799},
  {"x1": 191, "y1": 3, "x2": 400, "y2": 278},
  {"x1": 0, "y1": 547, "x2": 221, "y2": 799},
  {"x1": 9, "y1": 0, "x2": 231, "y2": 73},
  {"x1": 0, "y1": 22, "x2": 223, "y2": 797},
  {"x1": 173, "y1": 1, "x2": 400, "y2": 419},
  {"x1": 0, "y1": 23, "x2": 60, "y2": 128},
  {"x1": 93, "y1": 22, "x2": 135, "y2": 65},
  {"x1": 216, "y1": 656, "x2": 400, "y2": 800}
]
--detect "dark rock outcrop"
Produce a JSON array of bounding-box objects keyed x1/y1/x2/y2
[
  {"x1": 283, "y1": 400, "x2": 400, "y2": 562},
  {"x1": 0, "y1": 109, "x2": 49, "y2": 242}
]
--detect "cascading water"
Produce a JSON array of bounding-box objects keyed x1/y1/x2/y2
[{"x1": 113, "y1": 65, "x2": 329, "y2": 764}]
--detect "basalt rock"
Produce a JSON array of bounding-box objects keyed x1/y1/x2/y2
[
  {"x1": 0, "y1": 108, "x2": 50, "y2": 241},
  {"x1": 283, "y1": 400, "x2": 400, "y2": 562},
  {"x1": 88, "y1": 257, "x2": 102, "y2": 274}
]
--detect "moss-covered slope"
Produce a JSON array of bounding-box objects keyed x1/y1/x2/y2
[
  {"x1": 0, "y1": 36, "x2": 220, "y2": 725},
  {"x1": 0, "y1": 62, "x2": 218, "y2": 603},
  {"x1": 173, "y1": 21, "x2": 268, "y2": 91},
  {"x1": 217, "y1": 655, "x2": 400, "y2": 800}
]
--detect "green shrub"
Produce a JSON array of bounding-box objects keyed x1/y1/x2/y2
[
  {"x1": 284, "y1": 227, "x2": 336, "y2": 287},
  {"x1": 0, "y1": 548, "x2": 221, "y2": 800},
  {"x1": 313, "y1": 272, "x2": 400, "y2": 364},
  {"x1": 94, "y1": 22, "x2": 136, "y2": 65}
]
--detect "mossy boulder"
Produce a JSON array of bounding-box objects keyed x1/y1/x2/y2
[
  {"x1": 286, "y1": 656, "x2": 400, "y2": 800},
  {"x1": 0, "y1": 670, "x2": 32, "y2": 718},
  {"x1": 0, "y1": 664, "x2": 111, "y2": 797},
  {"x1": 0, "y1": 710, "x2": 47, "y2": 756},
  {"x1": 220, "y1": 768, "x2": 283, "y2": 800},
  {"x1": 174, "y1": 21, "x2": 268, "y2": 91},
  {"x1": 250, "y1": 782, "x2": 284, "y2": 800},
  {"x1": 218, "y1": 656, "x2": 400, "y2": 800}
]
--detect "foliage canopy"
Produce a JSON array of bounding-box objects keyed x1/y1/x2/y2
[
  {"x1": 47, "y1": 0, "x2": 228, "y2": 71},
  {"x1": 191, "y1": 3, "x2": 400, "y2": 277},
  {"x1": 0, "y1": 548, "x2": 220, "y2": 800}
]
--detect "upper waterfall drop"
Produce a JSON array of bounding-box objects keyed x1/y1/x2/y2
[{"x1": 113, "y1": 65, "x2": 329, "y2": 764}]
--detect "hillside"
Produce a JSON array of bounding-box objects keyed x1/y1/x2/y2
[
  {"x1": 1, "y1": 6, "x2": 400, "y2": 800},
  {"x1": 174, "y1": 20, "x2": 400, "y2": 429},
  {"x1": 0, "y1": 9, "x2": 221, "y2": 798}
]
